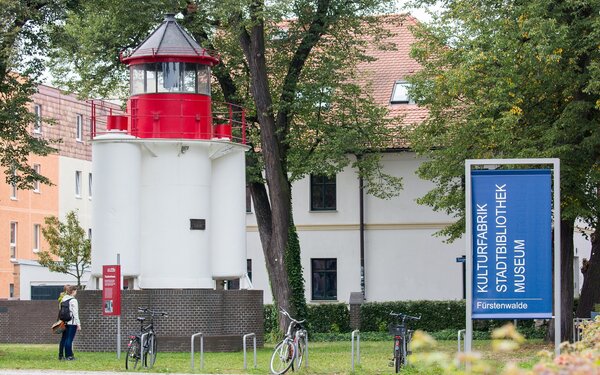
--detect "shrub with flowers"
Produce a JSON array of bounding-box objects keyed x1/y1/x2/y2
[{"x1": 408, "y1": 316, "x2": 599, "y2": 374}]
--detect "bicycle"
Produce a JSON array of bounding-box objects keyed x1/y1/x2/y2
[
  {"x1": 270, "y1": 308, "x2": 307, "y2": 374},
  {"x1": 388, "y1": 311, "x2": 421, "y2": 373},
  {"x1": 125, "y1": 307, "x2": 168, "y2": 370}
]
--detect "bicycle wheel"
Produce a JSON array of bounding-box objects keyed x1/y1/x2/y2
[
  {"x1": 144, "y1": 334, "x2": 158, "y2": 368},
  {"x1": 270, "y1": 339, "x2": 295, "y2": 374},
  {"x1": 394, "y1": 338, "x2": 403, "y2": 373},
  {"x1": 125, "y1": 338, "x2": 141, "y2": 370}
]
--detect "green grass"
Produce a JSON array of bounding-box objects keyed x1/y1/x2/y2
[{"x1": 0, "y1": 340, "x2": 551, "y2": 374}]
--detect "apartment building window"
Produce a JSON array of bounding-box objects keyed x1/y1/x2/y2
[
  {"x1": 310, "y1": 174, "x2": 336, "y2": 211},
  {"x1": 88, "y1": 173, "x2": 92, "y2": 198},
  {"x1": 311, "y1": 258, "x2": 337, "y2": 300},
  {"x1": 75, "y1": 170, "x2": 82, "y2": 197},
  {"x1": 34, "y1": 104, "x2": 42, "y2": 134},
  {"x1": 9, "y1": 284, "x2": 14, "y2": 298},
  {"x1": 33, "y1": 164, "x2": 41, "y2": 193},
  {"x1": 390, "y1": 81, "x2": 414, "y2": 104},
  {"x1": 33, "y1": 224, "x2": 41, "y2": 252},
  {"x1": 10, "y1": 222, "x2": 17, "y2": 259},
  {"x1": 10, "y1": 168, "x2": 17, "y2": 200},
  {"x1": 76, "y1": 114, "x2": 84, "y2": 141}
]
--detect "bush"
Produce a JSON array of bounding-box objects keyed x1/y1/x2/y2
[
  {"x1": 266, "y1": 300, "x2": 546, "y2": 338},
  {"x1": 265, "y1": 303, "x2": 351, "y2": 334}
]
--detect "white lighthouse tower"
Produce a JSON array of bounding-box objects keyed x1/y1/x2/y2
[{"x1": 90, "y1": 14, "x2": 249, "y2": 289}]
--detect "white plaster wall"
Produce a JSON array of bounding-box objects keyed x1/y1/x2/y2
[
  {"x1": 59, "y1": 156, "x2": 93, "y2": 230},
  {"x1": 247, "y1": 151, "x2": 464, "y2": 304},
  {"x1": 18, "y1": 260, "x2": 90, "y2": 300}
]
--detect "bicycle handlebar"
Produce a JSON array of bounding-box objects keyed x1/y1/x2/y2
[
  {"x1": 138, "y1": 307, "x2": 168, "y2": 317},
  {"x1": 280, "y1": 308, "x2": 306, "y2": 324},
  {"x1": 390, "y1": 312, "x2": 421, "y2": 321}
]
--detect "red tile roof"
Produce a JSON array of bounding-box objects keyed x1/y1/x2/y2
[{"x1": 357, "y1": 14, "x2": 428, "y2": 148}]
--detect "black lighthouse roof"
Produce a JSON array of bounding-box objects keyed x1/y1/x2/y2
[{"x1": 121, "y1": 14, "x2": 219, "y2": 65}]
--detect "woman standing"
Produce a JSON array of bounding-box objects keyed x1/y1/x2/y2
[{"x1": 59, "y1": 285, "x2": 81, "y2": 360}]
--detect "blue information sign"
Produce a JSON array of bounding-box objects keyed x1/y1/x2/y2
[{"x1": 471, "y1": 170, "x2": 552, "y2": 319}]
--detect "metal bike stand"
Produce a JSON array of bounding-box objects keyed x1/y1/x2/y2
[
  {"x1": 303, "y1": 330, "x2": 309, "y2": 368},
  {"x1": 242, "y1": 333, "x2": 257, "y2": 369},
  {"x1": 140, "y1": 332, "x2": 149, "y2": 368},
  {"x1": 191, "y1": 332, "x2": 204, "y2": 370},
  {"x1": 457, "y1": 329, "x2": 466, "y2": 353},
  {"x1": 351, "y1": 329, "x2": 360, "y2": 370}
]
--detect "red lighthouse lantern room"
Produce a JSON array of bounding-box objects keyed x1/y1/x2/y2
[{"x1": 119, "y1": 14, "x2": 225, "y2": 140}]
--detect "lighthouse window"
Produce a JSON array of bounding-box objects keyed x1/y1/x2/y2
[
  {"x1": 146, "y1": 65, "x2": 157, "y2": 93},
  {"x1": 131, "y1": 65, "x2": 145, "y2": 95},
  {"x1": 197, "y1": 65, "x2": 210, "y2": 95},
  {"x1": 158, "y1": 62, "x2": 182, "y2": 92},
  {"x1": 183, "y1": 63, "x2": 197, "y2": 93}
]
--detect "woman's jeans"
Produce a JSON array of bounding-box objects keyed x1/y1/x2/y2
[{"x1": 59, "y1": 325, "x2": 77, "y2": 358}]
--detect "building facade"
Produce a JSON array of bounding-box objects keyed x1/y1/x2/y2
[{"x1": 0, "y1": 85, "x2": 116, "y2": 300}]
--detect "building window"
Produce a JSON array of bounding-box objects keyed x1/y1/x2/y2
[
  {"x1": 246, "y1": 186, "x2": 252, "y2": 213},
  {"x1": 33, "y1": 164, "x2": 41, "y2": 193},
  {"x1": 10, "y1": 222, "x2": 17, "y2": 259},
  {"x1": 247, "y1": 259, "x2": 252, "y2": 282},
  {"x1": 75, "y1": 171, "x2": 82, "y2": 197},
  {"x1": 33, "y1": 224, "x2": 40, "y2": 252},
  {"x1": 311, "y1": 258, "x2": 337, "y2": 301},
  {"x1": 88, "y1": 173, "x2": 92, "y2": 198},
  {"x1": 34, "y1": 104, "x2": 42, "y2": 133},
  {"x1": 76, "y1": 114, "x2": 84, "y2": 141},
  {"x1": 390, "y1": 81, "x2": 414, "y2": 104},
  {"x1": 310, "y1": 174, "x2": 336, "y2": 211},
  {"x1": 10, "y1": 168, "x2": 17, "y2": 200},
  {"x1": 9, "y1": 284, "x2": 14, "y2": 298},
  {"x1": 88, "y1": 228, "x2": 92, "y2": 240}
]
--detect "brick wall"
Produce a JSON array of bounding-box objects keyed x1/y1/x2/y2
[{"x1": 0, "y1": 289, "x2": 263, "y2": 352}]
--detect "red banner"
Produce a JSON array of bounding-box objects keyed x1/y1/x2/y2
[{"x1": 102, "y1": 265, "x2": 121, "y2": 316}]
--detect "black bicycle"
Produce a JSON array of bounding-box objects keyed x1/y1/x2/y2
[
  {"x1": 125, "y1": 307, "x2": 168, "y2": 370},
  {"x1": 389, "y1": 312, "x2": 420, "y2": 373}
]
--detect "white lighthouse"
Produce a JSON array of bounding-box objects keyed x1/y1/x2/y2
[{"x1": 90, "y1": 14, "x2": 249, "y2": 289}]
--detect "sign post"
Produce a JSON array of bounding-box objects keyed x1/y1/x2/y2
[
  {"x1": 465, "y1": 159, "x2": 560, "y2": 356},
  {"x1": 102, "y1": 263, "x2": 121, "y2": 358}
]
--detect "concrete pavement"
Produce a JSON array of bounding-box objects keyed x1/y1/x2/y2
[{"x1": 0, "y1": 371, "x2": 238, "y2": 375}]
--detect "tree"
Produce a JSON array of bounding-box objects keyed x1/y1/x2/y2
[
  {"x1": 38, "y1": 210, "x2": 91, "y2": 288},
  {"x1": 47, "y1": 0, "x2": 404, "y2": 331},
  {"x1": 407, "y1": 0, "x2": 600, "y2": 341},
  {"x1": 0, "y1": 1, "x2": 70, "y2": 189}
]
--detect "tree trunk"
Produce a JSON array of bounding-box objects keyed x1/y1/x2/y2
[
  {"x1": 239, "y1": 2, "x2": 294, "y2": 332},
  {"x1": 548, "y1": 219, "x2": 574, "y2": 342},
  {"x1": 575, "y1": 226, "x2": 600, "y2": 318}
]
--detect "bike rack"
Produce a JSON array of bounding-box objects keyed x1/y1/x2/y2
[
  {"x1": 138, "y1": 332, "x2": 150, "y2": 368},
  {"x1": 242, "y1": 333, "x2": 257, "y2": 369},
  {"x1": 351, "y1": 329, "x2": 360, "y2": 370},
  {"x1": 573, "y1": 318, "x2": 591, "y2": 342},
  {"x1": 457, "y1": 329, "x2": 466, "y2": 353},
  {"x1": 303, "y1": 330, "x2": 309, "y2": 368},
  {"x1": 190, "y1": 332, "x2": 204, "y2": 370}
]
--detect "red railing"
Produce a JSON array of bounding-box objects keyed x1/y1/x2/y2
[{"x1": 90, "y1": 98, "x2": 246, "y2": 145}]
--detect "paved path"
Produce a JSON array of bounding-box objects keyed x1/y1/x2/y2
[{"x1": 0, "y1": 371, "x2": 238, "y2": 375}]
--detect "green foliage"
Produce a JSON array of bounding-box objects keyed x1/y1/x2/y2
[
  {"x1": 37, "y1": 210, "x2": 91, "y2": 288},
  {"x1": 0, "y1": 1, "x2": 61, "y2": 188},
  {"x1": 407, "y1": 0, "x2": 600, "y2": 240},
  {"x1": 360, "y1": 300, "x2": 466, "y2": 332},
  {"x1": 265, "y1": 303, "x2": 351, "y2": 334},
  {"x1": 284, "y1": 220, "x2": 307, "y2": 321}
]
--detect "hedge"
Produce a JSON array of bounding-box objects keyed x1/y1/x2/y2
[{"x1": 264, "y1": 300, "x2": 545, "y2": 337}]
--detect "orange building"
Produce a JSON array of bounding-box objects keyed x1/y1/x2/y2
[{"x1": 0, "y1": 84, "x2": 117, "y2": 300}]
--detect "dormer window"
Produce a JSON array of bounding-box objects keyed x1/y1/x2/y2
[{"x1": 390, "y1": 81, "x2": 414, "y2": 104}]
